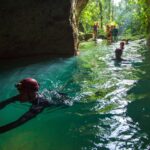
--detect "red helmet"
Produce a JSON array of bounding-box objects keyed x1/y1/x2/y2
[{"x1": 16, "y1": 78, "x2": 39, "y2": 91}]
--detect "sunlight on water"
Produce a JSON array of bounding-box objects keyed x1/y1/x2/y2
[{"x1": 0, "y1": 39, "x2": 150, "y2": 150}]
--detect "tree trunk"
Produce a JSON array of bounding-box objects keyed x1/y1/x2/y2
[{"x1": 98, "y1": 0, "x2": 103, "y2": 29}]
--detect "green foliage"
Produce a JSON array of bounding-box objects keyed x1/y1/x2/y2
[
  {"x1": 79, "y1": 41, "x2": 95, "y2": 50},
  {"x1": 79, "y1": 0, "x2": 112, "y2": 33},
  {"x1": 116, "y1": 0, "x2": 150, "y2": 36},
  {"x1": 79, "y1": 0, "x2": 100, "y2": 33},
  {"x1": 120, "y1": 34, "x2": 146, "y2": 41},
  {"x1": 79, "y1": 0, "x2": 150, "y2": 38}
]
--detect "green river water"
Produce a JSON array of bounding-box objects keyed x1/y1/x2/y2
[{"x1": 0, "y1": 39, "x2": 150, "y2": 150}]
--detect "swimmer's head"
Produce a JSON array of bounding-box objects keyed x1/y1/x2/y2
[
  {"x1": 15, "y1": 78, "x2": 39, "y2": 92},
  {"x1": 15, "y1": 78, "x2": 39, "y2": 102},
  {"x1": 120, "y1": 42, "x2": 125, "y2": 49}
]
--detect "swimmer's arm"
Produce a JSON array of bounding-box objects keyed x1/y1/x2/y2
[
  {"x1": 0, "y1": 106, "x2": 44, "y2": 134},
  {"x1": 0, "y1": 95, "x2": 19, "y2": 109}
]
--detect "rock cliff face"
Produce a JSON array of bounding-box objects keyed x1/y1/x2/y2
[
  {"x1": 146, "y1": 0, "x2": 150, "y2": 47},
  {"x1": 70, "y1": 0, "x2": 89, "y2": 53},
  {"x1": 0, "y1": 0, "x2": 88, "y2": 59}
]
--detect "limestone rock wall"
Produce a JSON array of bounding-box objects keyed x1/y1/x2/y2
[
  {"x1": 0, "y1": 0, "x2": 88, "y2": 59},
  {"x1": 146, "y1": 0, "x2": 150, "y2": 46},
  {"x1": 70, "y1": 0, "x2": 89, "y2": 52}
]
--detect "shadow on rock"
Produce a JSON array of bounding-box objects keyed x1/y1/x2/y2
[{"x1": 127, "y1": 97, "x2": 150, "y2": 136}]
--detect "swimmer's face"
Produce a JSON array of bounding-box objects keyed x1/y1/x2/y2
[
  {"x1": 120, "y1": 43, "x2": 124, "y2": 49},
  {"x1": 18, "y1": 90, "x2": 37, "y2": 102}
]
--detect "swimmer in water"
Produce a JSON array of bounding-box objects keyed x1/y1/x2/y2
[
  {"x1": 0, "y1": 78, "x2": 71, "y2": 133},
  {"x1": 115, "y1": 41, "x2": 125, "y2": 61}
]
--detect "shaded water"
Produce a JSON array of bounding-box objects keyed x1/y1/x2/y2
[{"x1": 0, "y1": 39, "x2": 150, "y2": 150}]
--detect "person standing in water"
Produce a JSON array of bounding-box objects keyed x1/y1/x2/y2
[
  {"x1": 0, "y1": 78, "x2": 71, "y2": 133},
  {"x1": 93, "y1": 22, "x2": 99, "y2": 41},
  {"x1": 106, "y1": 24, "x2": 112, "y2": 44},
  {"x1": 115, "y1": 42, "x2": 125, "y2": 61},
  {"x1": 112, "y1": 25, "x2": 118, "y2": 42}
]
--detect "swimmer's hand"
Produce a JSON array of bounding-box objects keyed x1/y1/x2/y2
[
  {"x1": 0, "y1": 102, "x2": 6, "y2": 109},
  {"x1": 0, "y1": 96, "x2": 18, "y2": 109},
  {"x1": 0, "y1": 106, "x2": 44, "y2": 134}
]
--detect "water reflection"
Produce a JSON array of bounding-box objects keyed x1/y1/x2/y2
[
  {"x1": 0, "y1": 39, "x2": 150, "y2": 149},
  {"x1": 125, "y1": 43, "x2": 150, "y2": 149}
]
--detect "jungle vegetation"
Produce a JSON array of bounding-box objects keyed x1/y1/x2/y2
[{"x1": 79, "y1": 0, "x2": 150, "y2": 40}]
